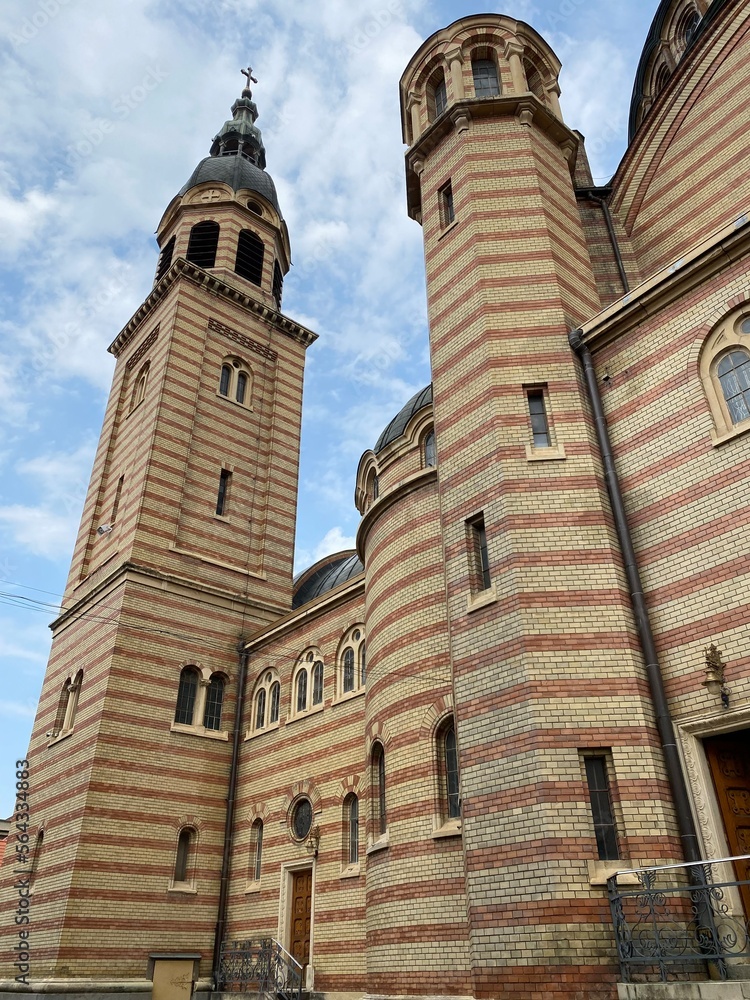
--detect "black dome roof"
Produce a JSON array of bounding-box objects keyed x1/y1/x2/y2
[
  {"x1": 374, "y1": 384, "x2": 432, "y2": 453},
  {"x1": 178, "y1": 154, "x2": 281, "y2": 213},
  {"x1": 292, "y1": 551, "x2": 364, "y2": 609}
]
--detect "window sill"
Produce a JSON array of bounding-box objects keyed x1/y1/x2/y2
[
  {"x1": 466, "y1": 582, "x2": 498, "y2": 614},
  {"x1": 340, "y1": 863, "x2": 361, "y2": 879},
  {"x1": 245, "y1": 721, "x2": 280, "y2": 741},
  {"x1": 245, "y1": 880, "x2": 261, "y2": 894},
  {"x1": 331, "y1": 688, "x2": 365, "y2": 708},
  {"x1": 587, "y1": 860, "x2": 640, "y2": 886},
  {"x1": 431, "y1": 819, "x2": 462, "y2": 839},
  {"x1": 47, "y1": 729, "x2": 74, "y2": 748},
  {"x1": 170, "y1": 722, "x2": 229, "y2": 741},
  {"x1": 525, "y1": 443, "x2": 566, "y2": 462},
  {"x1": 711, "y1": 419, "x2": 750, "y2": 447},
  {"x1": 438, "y1": 219, "x2": 458, "y2": 241},
  {"x1": 366, "y1": 832, "x2": 390, "y2": 855},
  {"x1": 213, "y1": 514, "x2": 231, "y2": 523},
  {"x1": 216, "y1": 391, "x2": 253, "y2": 412},
  {"x1": 286, "y1": 703, "x2": 324, "y2": 726},
  {"x1": 168, "y1": 881, "x2": 197, "y2": 895}
]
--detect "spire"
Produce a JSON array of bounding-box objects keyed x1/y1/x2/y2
[{"x1": 209, "y1": 66, "x2": 267, "y2": 170}]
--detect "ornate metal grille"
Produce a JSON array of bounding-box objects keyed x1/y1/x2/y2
[
  {"x1": 608, "y1": 855, "x2": 750, "y2": 983},
  {"x1": 217, "y1": 937, "x2": 303, "y2": 1000}
]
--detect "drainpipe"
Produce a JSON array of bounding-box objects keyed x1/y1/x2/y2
[
  {"x1": 212, "y1": 644, "x2": 250, "y2": 990},
  {"x1": 577, "y1": 187, "x2": 630, "y2": 295},
  {"x1": 569, "y1": 328, "x2": 701, "y2": 866}
]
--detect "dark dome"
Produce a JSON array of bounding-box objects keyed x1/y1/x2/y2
[
  {"x1": 178, "y1": 155, "x2": 281, "y2": 214},
  {"x1": 292, "y1": 550, "x2": 364, "y2": 609},
  {"x1": 374, "y1": 384, "x2": 432, "y2": 453}
]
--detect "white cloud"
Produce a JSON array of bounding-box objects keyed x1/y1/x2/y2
[{"x1": 294, "y1": 525, "x2": 357, "y2": 575}]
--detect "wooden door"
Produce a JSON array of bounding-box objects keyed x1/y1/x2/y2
[
  {"x1": 290, "y1": 869, "x2": 312, "y2": 973},
  {"x1": 704, "y1": 730, "x2": 750, "y2": 918}
]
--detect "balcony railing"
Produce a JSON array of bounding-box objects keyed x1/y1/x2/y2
[
  {"x1": 608, "y1": 854, "x2": 750, "y2": 983},
  {"x1": 217, "y1": 937, "x2": 304, "y2": 999}
]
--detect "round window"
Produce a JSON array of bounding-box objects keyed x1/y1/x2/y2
[
  {"x1": 292, "y1": 799, "x2": 313, "y2": 840},
  {"x1": 740, "y1": 317, "x2": 750, "y2": 336}
]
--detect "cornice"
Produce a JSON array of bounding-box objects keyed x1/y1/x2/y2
[
  {"x1": 108, "y1": 257, "x2": 318, "y2": 358},
  {"x1": 356, "y1": 466, "x2": 438, "y2": 561},
  {"x1": 405, "y1": 94, "x2": 577, "y2": 219},
  {"x1": 578, "y1": 212, "x2": 750, "y2": 351}
]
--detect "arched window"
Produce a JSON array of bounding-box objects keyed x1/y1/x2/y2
[
  {"x1": 371, "y1": 742, "x2": 386, "y2": 837},
  {"x1": 717, "y1": 350, "x2": 750, "y2": 425},
  {"x1": 204, "y1": 674, "x2": 224, "y2": 731},
  {"x1": 250, "y1": 819, "x2": 263, "y2": 882},
  {"x1": 235, "y1": 230, "x2": 264, "y2": 285},
  {"x1": 130, "y1": 362, "x2": 149, "y2": 411},
  {"x1": 312, "y1": 660, "x2": 324, "y2": 706},
  {"x1": 344, "y1": 794, "x2": 359, "y2": 865},
  {"x1": 217, "y1": 357, "x2": 252, "y2": 408},
  {"x1": 269, "y1": 682, "x2": 280, "y2": 724},
  {"x1": 524, "y1": 58, "x2": 546, "y2": 102},
  {"x1": 423, "y1": 429, "x2": 436, "y2": 467},
  {"x1": 255, "y1": 687, "x2": 266, "y2": 729},
  {"x1": 338, "y1": 626, "x2": 366, "y2": 698},
  {"x1": 174, "y1": 667, "x2": 199, "y2": 726},
  {"x1": 654, "y1": 62, "x2": 671, "y2": 97},
  {"x1": 343, "y1": 648, "x2": 355, "y2": 693},
  {"x1": 676, "y1": 5, "x2": 700, "y2": 47},
  {"x1": 59, "y1": 669, "x2": 83, "y2": 735},
  {"x1": 174, "y1": 827, "x2": 195, "y2": 884},
  {"x1": 155, "y1": 235, "x2": 175, "y2": 283},
  {"x1": 273, "y1": 261, "x2": 283, "y2": 308},
  {"x1": 296, "y1": 670, "x2": 308, "y2": 713},
  {"x1": 186, "y1": 221, "x2": 219, "y2": 269},
  {"x1": 472, "y1": 57, "x2": 500, "y2": 98},
  {"x1": 439, "y1": 717, "x2": 461, "y2": 820},
  {"x1": 429, "y1": 69, "x2": 447, "y2": 121}
]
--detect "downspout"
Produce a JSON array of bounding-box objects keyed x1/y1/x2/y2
[
  {"x1": 577, "y1": 187, "x2": 630, "y2": 295},
  {"x1": 568, "y1": 328, "x2": 701, "y2": 866},
  {"x1": 212, "y1": 644, "x2": 249, "y2": 989}
]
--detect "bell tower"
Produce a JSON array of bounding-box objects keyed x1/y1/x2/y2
[{"x1": 0, "y1": 73, "x2": 316, "y2": 991}]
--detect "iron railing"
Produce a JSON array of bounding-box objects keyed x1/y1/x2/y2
[
  {"x1": 608, "y1": 854, "x2": 750, "y2": 983},
  {"x1": 217, "y1": 937, "x2": 304, "y2": 1000}
]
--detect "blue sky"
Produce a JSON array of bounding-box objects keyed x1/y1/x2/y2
[{"x1": 0, "y1": 0, "x2": 658, "y2": 814}]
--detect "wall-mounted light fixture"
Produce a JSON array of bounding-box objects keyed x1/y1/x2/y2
[
  {"x1": 703, "y1": 644, "x2": 729, "y2": 708},
  {"x1": 305, "y1": 825, "x2": 320, "y2": 858}
]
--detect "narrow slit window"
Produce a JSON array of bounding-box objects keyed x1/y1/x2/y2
[
  {"x1": 312, "y1": 660, "x2": 324, "y2": 706},
  {"x1": 174, "y1": 828, "x2": 194, "y2": 882},
  {"x1": 372, "y1": 742, "x2": 386, "y2": 836},
  {"x1": 359, "y1": 642, "x2": 367, "y2": 687},
  {"x1": 527, "y1": 391, "x2": 551, "y2": 447},
  {"x1": 434, "y1": 77, "x2": 447, "y2": 118},
  {"x1": 251, "y1": 819, "x2": 263, "y2": 882},
  {"x1": 444, "y1": 721, "x2": 460, "y2": 819},
  {"x1": 468, "y1": 515, "x2": 491, "y2": 591},
  {"x1": 347, "y1": 795, "x2": 359, "y2": 865},
  {"x1": 296, "y1": 670, "x2": 308, "y2": 713},
  {"x1": 111, "y1": 476, "x2": 124, "y2": 524},
  {"x1": 584, "y1": 755, "x2": 620, "y2": 861},
  {"x1": 216, "y1": 469, "x2": 231, "y2": 516},
  {"x1": 343, "y1": 648, "x2": 355, "y2": 693},
  {"x1": 424, "y1": 429, "x2": 436, "y2": 467},
  {"x1": 439, "y1": 182, "x2": 455, "y2": 228}
]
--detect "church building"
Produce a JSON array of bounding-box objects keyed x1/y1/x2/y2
[{"x1": 2, "y1": 2, "x2": 749, "y2": 1000}]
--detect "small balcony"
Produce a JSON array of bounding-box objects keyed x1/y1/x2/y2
[{"x1": 608, "y1": 854, "x2": 750, "y2": 999}]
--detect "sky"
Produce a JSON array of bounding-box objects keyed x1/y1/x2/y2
[{"x1": 0, "y1": 0, "x2": 659, "y2": 814}]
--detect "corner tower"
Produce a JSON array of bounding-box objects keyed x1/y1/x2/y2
[
  {"x1": 0, "y1": 74, "x2": 315, "y2": 994},
  {"x1": 400, "y1": 17, "x2": 685, "y2": 1000}
]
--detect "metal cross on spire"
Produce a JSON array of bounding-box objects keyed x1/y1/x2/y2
[{"x1": 241, "y1": 66, "x2": 258, "y2": 89}]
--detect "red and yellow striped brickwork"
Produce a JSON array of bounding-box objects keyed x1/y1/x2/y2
[{"x1": 3, "y1": 4, "x2": 750, "y2": 1000}]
